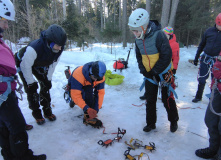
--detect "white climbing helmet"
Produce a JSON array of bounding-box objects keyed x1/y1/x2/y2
[
  {"x1": 128, "y1": 8, "x2": 149, "y2": 39},
  {"x1": 0, "y1": 0, "x2": 15, "y2": 21}
]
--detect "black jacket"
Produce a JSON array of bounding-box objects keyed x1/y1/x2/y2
[{"x1": 195, "y1": 25, "x2": 221, "y2": 60}]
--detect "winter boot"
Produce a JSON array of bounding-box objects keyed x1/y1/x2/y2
[
  {"x1": 43, "y1": 107, "x2": 56, "y2": 121},
  {"x1": 25, "y1": 124, "x2": 33, "y2": 131},
  {"x1": 33, "y1": 154, "x2": 47, "y2": 160},
  {"x1": 195, "y1": 147, "x2": 217, "y2": 159},
  {"x1": 143, "y1": 124, "x2": 156, "y2": 132},
  {"x1": 192, "y1": 83, "x2": 205, "y2": 103},
  {"x1": 212, "y1": 154, "x2": 221, "y2": 160},
  {"x1": 170, "y1": 121, "x2": 178, "y2": 133},
  {"x1": 140, "y1": 95, "x2": 146, "y2": 100},
  {"x1": 83, "y1": 114, "x2": 102, "y2": 128},
  {"x1": 69, "y1": 100, "x2": 75, "y2": 108},
  {"x1": 32, "y1": 109, "x2": 45, "y2": 125}
]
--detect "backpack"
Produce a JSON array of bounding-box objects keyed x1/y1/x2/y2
[{"x1": 212, "y1": 52, "x2": 221, "y2": 92}]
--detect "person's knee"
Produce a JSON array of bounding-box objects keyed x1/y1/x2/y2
[
  {"x1": 0, "y1": 127, "x2": 10, "y2": 147},
  {"x1": 9, "y1": 131, "x2": 29, "y2": 157}
]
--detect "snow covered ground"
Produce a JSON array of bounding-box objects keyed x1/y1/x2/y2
[{"x1": 2, "y1": 43, "x2": 212, "y2": 160}]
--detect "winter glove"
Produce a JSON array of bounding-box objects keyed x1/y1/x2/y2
[
  {"x1": 87, "y1": 108, "x2": 97, "y2": 119},
  {"x1": 142, "y1": 71, "x2": 152, "y2": 78},
  {"x1": 44, "y1": 80, "x2": 52, "y2": 90},
  {"x1": 27, "y1": 82, "x2": 38, "y2": 94},
  {"x1": 193, "y1": 59, "x2": 198, "y2": 66},
  {"x1": 172, "y1": 69, "x2": 176, "y2": 75}
]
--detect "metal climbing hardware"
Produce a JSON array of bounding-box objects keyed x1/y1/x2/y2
[
  {"x1": 97, "y1": 127, "x2": 126, "y2": 147},
  {"x1": 124, "y1": 147, "x2": 150, "y2": 160},
  {"x1": 125, "y1": 138, "x2": 156, "y2": 152}
]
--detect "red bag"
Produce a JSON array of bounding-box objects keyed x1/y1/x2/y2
[{"x1": 113, "y1": 60, "x2": 124, "y2": 69}]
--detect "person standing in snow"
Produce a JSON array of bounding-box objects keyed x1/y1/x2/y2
[
  {"x1": 192, "y1": 13, "x2": 221, "y2": 103},
  {"x1": 128, "y1": 8, "x2": 179, "y2": 133},
  {"x1": 163, "y1": 26, "x2": 180, "y2": 75},
  {"x1": 0, "y1": 0, "x2": 46, "y2": 159},
  {"x1": 15, "y1": 24, "x2": 67, "y2": 125},
  {"x1": 69, "y1": 61, "x2": 106, "y2": 128},
  {"x1": 195, "y1": 51, "x2": 221, "y2": 160},
  {"x1": 139, "y1": 26, "x2": 180, "y2": 100}
]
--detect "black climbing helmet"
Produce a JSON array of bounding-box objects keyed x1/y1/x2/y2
[{"x1": 45, "y1": 24, "x2": 67, "y2": 46}]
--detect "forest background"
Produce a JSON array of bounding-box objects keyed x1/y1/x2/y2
[{"x1": 5, "y1": 0, "x2": 221, "y2": 50}]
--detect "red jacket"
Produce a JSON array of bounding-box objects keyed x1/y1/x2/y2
[{"x1": 169, "y1": 34, "x2": 180, "y2": 70}]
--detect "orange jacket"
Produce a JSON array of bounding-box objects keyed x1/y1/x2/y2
[
  {"x1": 169, "y1": 34, "x2": 180, "y2": 70},
  {"x1": 69, "y1": 62, "x2": 105, "y2": 112}
]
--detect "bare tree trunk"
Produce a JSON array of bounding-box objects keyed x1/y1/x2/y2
[
  {"x1": 103, "y1": 1, "x2": 106, "y2": 29},
  {"x1": 119, "y1": 0, "x2": 121, "y2": 31},
  {"x1": 146, "y1": 0, "x2": 151, "y2": 13},
  {"x1": 63, "y1": 0, "x2": 66, "y2": 20},
  {"x1": 160, "y1": 0, "x2": 170, "y2": 29},
  {"x1": 186, "y1": 30, "x2": 189, "y2": 48},
  {"x1": 54, "y1": 0, "x2": 58, "y2": 23},
  {"x1": 122, "y1": 0, "x2": 127, "y2": 48},
  {"x1": 168, "y1": 0, "x2": 179, "y2": 27},
  {"x1": 113, "y1": 0, "x2": 116, "y2": 29},
  {"x1": 78, "y1": 0, "x2": 81, "y2": 15},
  {"x1": 26, "y1": 0, "x2": 32, "y2": 39},
  {"x1": 100, "y1": 0, "x2": 104, "y2": 31}
]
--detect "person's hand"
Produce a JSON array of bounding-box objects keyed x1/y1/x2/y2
[
  {"x1": 45, "y1": 80, "x2": 52, "y2": 90},
  {"x1": 87, "y1": 108, "x2": 97, "y2": 119},
  {"x1": 142, "y1": 71, "x2": 152, "y2": 78},
  {"x1": 172, "y1": 69, "x2": 176, "y2": 75},
  {"x1": 27, "y1": 82, "x2": 38, "y2": 94},
  {"x1": 193, "y1": 59, "x2": 198, "y2": 66}
]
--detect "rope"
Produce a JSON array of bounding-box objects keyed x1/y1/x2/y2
[{"x1": 132, "y1": 103, "x2": 145, "y2": 107}]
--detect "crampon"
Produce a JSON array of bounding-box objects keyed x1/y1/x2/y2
[
  {"x1": 124, "y1": 147, "x2": 150, "y2": 160},
  {"x1": 97, "y1": 128, "x2": 126, "y2": 147},
  {"x1": 125, "y1": 138, "x2": 156, "y2": 152},
  {"x1": 83, "y1": 116, "x2": 103, "y2": 129}
]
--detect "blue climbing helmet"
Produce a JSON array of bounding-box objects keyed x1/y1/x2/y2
[{"x1": 90, "y1": 61, "x2": 106, "y2": 80}]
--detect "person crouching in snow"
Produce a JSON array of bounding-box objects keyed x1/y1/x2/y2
[
  {"x1": 69, "y1": 61, "x2": 106, "y2": 128},
  {"x1": 195, "y1": 51, "x2": 221, "y2": 160},
  {"x1": 15, "y1": 24, "x2": 67, "y2": 125}
]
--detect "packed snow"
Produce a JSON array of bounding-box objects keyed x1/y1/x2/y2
[{"x1": 2, "y1": 42, "x2": 212, "y2": 160}]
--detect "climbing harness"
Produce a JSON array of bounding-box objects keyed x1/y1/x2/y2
[
  {"x1": 197, "y1": 53, "x2": 217, "y2": 79},
  {"x1": 209, "y1": 80, "x2": 221, "y2": 116},
  {"x1": 0, "y1": 75, "x2": 23, "y2": 106},
  {"x1": 125, "y1": 138, "x2": 156, "y2": 152},
  {"x1": 139, "y1": 63, "x2": 178, "y2": 99},
  {"x1": 97, "y1": 127, "x2": 126, "y2": 147}
]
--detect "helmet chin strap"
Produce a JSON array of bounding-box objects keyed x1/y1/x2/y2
[{"x1": 136, "y1": 26, "x2": 148, "y2": 40}]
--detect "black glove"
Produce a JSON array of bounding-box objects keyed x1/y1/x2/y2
[
  {"x1": 193, "y1": 59, "x2": 198, "y2": 66},
  {"x1": 142, "y1": 71, "x2": 152, "y2": 78},
  {"x1": 45, "y1": 80, "x2": 52, "y2": 90},
  {"x1": 27, "y1": 82, "x2": 38, "y2": 94},
  {"x1": 172, "y1": 69, "x2": 176, "y2": 75}
]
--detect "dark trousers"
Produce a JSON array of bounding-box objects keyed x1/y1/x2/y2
[
  {"x1": 198, "y1": 54, "x2": 215, "y2": 85},
  {"x1": 145, "y1": 80, "x2": 179, "y2": 125},
  {"x1": 205, "y1": 89, "x2": 221, "y2": 153},
  {"x1": 0, "y1": 92, "x2": 34, "y2": 159},
  {"x1": 18, "y1": 68, "x2": 51, "y2": 112}
]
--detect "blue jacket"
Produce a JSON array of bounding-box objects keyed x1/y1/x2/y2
[{"x1": 195, "y1": 25, "x2": 221, "y2": 60}]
